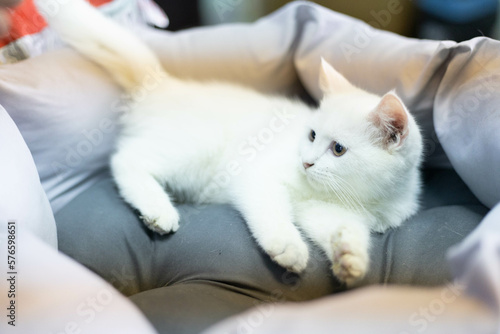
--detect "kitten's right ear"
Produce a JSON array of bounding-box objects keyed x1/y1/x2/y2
[
  {"x1": 319, "y1": 58, "x2": 355, "y2": 96},
  {"x1": 369, "y1": 92, "x2": 409, "y2": 149}
]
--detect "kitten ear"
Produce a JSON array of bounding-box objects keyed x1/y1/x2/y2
[
  {"x1": 319, "y1": 58, "x2": 354, "y2": 95},
  {"x1": 369, "y1": 92, "x2": 409, "y2": 148}
]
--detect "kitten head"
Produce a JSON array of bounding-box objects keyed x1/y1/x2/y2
[{"x1": 299, "y1": 59, "x2": 423, "y2": 210}]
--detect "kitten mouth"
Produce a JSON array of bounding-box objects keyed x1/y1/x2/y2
[
  {"x1": 299, "y1": 165, "x2": 310, "y2": 177},
  {"x1": 302, "y1": 170, "x2": 318, "y2": 185},
  {"x1": 302, "y1": 169, "x2": 326, "y2": 190}
]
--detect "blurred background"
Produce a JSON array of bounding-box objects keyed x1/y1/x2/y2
[{"x1": 154, "y1": 0, "x2": 500, "y2": 41}]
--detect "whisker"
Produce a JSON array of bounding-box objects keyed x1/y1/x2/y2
[
  {"x1": 312, "y1": 170, "x2": 367, "y2": 214},
  {"x1": 334, "y1": 175, "x2": 367, "y2": 213},
  {"x1": 315, "y1": 172, "x2": 356, "y2": 212}
]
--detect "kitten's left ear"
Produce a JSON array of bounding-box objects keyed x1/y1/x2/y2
[
  {"x1": 369, "y1": 92, "x2": 409, "y2": 148},
  {"x1": 319, "y1": 58, "x2": 355, "y2": 95}
]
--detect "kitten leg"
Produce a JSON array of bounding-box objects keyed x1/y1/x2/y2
[
  {"x1": 295, "y1": 201, "x2": 370, "y2": 286},
  {"x1": 232, "y1": 179, "x2": 309, "y2": 273},
  {"x1": 111, "y1": 153, "x2": 179, "y2": 234}
]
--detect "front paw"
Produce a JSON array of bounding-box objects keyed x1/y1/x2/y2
[
  {"x1": 140, "y1": 205, "x2": 180, "y2": 235},
  {"x1": 264, "y1": 237, "x2": 309, "y2": 273},
  {"x1": 331, "y1": 228, "x2": 369, "y2": 286}
]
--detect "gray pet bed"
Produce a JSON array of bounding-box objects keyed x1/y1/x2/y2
[{"x1": 2, "y1": 2, "x2": 499, "y2": 333}]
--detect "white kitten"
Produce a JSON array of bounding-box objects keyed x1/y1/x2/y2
[{"x1": 38, "y1": 0, "x2": 423, "y2": 285}]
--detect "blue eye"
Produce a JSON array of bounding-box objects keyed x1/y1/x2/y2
[
  {"x1": 309, "y1": 130, "x2": 316, "y2": 142},
  {"x1": 332, "y1": 141, "x2": 347, "y2": 157}
]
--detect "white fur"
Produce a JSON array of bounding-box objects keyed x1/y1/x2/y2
[{"x1": 38, "y1": 0, "x2": 423, "y2": 285}]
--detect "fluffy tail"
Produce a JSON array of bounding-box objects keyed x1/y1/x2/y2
[{"x1": 35, "y1": 0, "x2": 166, "y2": 92}]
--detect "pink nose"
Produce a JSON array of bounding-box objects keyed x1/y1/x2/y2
[{"x1": 303, "y1": 162, "x2": 314, "y2": 169}]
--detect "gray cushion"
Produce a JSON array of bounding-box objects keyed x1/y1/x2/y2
[
  {"x1": 55, "y1": 168, "x2": 486, "y2": 334},
  {"x1": 56, "y1": 172, "x2": 338, "y2": 298},
  {"x1": 360, "y1": 169, "x2": 487, "y2": 286}
]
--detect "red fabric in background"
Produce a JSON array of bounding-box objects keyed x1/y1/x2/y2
[{"x1": 0, "y1": 0, "x2": 113, "y2": 47}]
